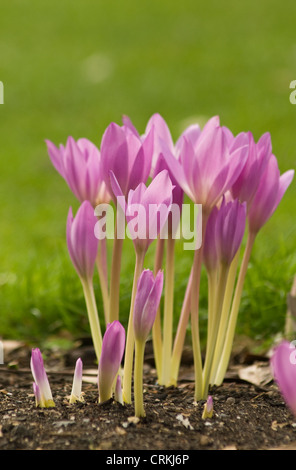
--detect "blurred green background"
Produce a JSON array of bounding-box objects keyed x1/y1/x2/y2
[{"x1": 0, "y1": 0, "x2": 295, "y2": 348}]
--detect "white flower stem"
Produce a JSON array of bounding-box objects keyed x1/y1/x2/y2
[
  {"x1": 134, "y1": 339, "x2": 146, "y2": 418},
  {"x1": 161, "y1": 236, "x2": 175, "y2": 386},
  {"x1": 191, "y1": 211, "x2": 208, "y2": 402},
  {"x1": 108, "y1": 222, "x2": 123, "y2": 323},
  {"x1": 96, "y1": 238, "x2": 109, "y2": 326},
  {"x1": 214, "y1": 231, "x2": 256, "y2": 385},
  {"x1": 152, "y1": 236, "x2": 165, "y2": 380},
  {"x1": 202, "y1": 262, "x2": 229, "y2": 399},
  {"x1": 122, "y1": 249, "x2": 146, "y2": 404},
  {"x1": 81, "y1": 278, "x2": 102, "y2": 363},
  {"x1": 209, "y1": 249, "x2": 240, "y2": 384},
  {"x1": 170, "y1": 268, "x2": 192, "y2": 386}
]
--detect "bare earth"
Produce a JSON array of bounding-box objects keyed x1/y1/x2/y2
[{"x1": 0, "y1": 338, "x2": 295, "y2": 453}]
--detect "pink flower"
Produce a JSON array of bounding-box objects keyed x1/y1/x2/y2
[
  {"x1": 100, "y1": 122, "x2": 153, "y2": 202},
  {"x1": 144, "y1": 113, "x2": 192, "y2": 176},
  {"x1": 30, "y1": 348, "x2": 55, "y2": 408},
  {"x1": 110, "y1": 169, "x2": 174, "y2": 254},
  {"x1": 161, "y1": 116, "x2": 248, "y2": 213},
  {"x1": 147, "y1": 114, "x2": 185, "y2": 214},
  {"x1": 270, "y1": 340, "x2": 296, "y2": 416},
  {"x1": 124, "y1": 114, "x2": 185, "y2": 231},
  {"x1": 203, "y1": 198, "x2": 246, "y2": 269},
  {"x1": 215, "y1": 198, "x2": 247, "y2": 266},
  {"x1": 66, "y1": 200, "x2": 99, "y2": 281},
  {"x1": 98, "y1": 321, "x2": 126, "y2": 402},
  {"x1": 248, "y1": 154, "x2": 294, "y2": 234},
  {"x1": 46, "y1": 136, "x2": 110, "y2": 207},
  {"x1": 133, "y1": 269, "x2": 164, "y2": 343},
  {"x1": 230, "y1": 131, "x2": 272, "y2": 210}
]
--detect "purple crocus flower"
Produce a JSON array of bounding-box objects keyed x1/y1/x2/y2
[
  {"x1": 133, "y1": 269, "x2": 164, "y2": 343},
  {"x1": 66, "y1": 200, "x2": 99, "y2": 281},
  {"x1": 203, "y1": 198, "x2": 246, "y2": 270},
  {"x1": 98, "y1": 321, "x2": 126, "y2": 403},
  {"x1": 248, "y1": 154, "x2": 294, "y2": 235},
  {"x1": 30, "y1": 348, "x2": 55, "y2": 408},
  {"x1": 100, "y1": 122, "x2": 154, "y2": 202},
  {"x1": 161, "y1": 116, "x2": 248, "y2": 214},
  {"x1": 146, "y1": 114, "x2": 185, "y2": 228},
  {"x1": 130, "y1": 112, "x2": 201, "y2": 180},
  {"x1": 110, "y1": 169, "x2": 174, "y2": 254},
  {"x1": 215, "y1": 198, "x2": 247, "y2": 266},
  {"x1": 123, "y1": 113, "x2": 184, "y2": 234},
  {"x1": 46, "y1": 136, "x2": 110, "y2": 207},
  {"x1": 230, "y1": 131, "x2": 272, "y2": 210},
  {"x1": 270, "y1": 340, "x2": 296, "y2": 416},
  {"x1": 67, "y1": 201, "x2": 102, "y2": 360}
]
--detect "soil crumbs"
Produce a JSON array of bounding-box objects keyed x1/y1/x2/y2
[{"x1": 0, "y1": 340, "x2": 295, "y2": 452}]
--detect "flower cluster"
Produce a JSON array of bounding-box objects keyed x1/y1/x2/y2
[{"x1": 44, "y1": 113, "x2": 294, "y2": 413}]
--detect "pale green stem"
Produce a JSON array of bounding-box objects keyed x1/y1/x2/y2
[
  {"x1": 96, "y1": 238, "x2": 109, "y2": 326},
  {"x1": 205, "y1": 267, "x2": 218, "y2": 351},
  {"x1": 134, "y1": 339, "x2": 146, "y2": 418},
  {"x1": 169, "y1": 267, "x2": 192, "y2": 386},
  {"x1": 209, "y1": 249, "x2": 240, "y2": 384},
  {"x1": 191, "y1": 211, "x2": 208, "y2": 402},
  {"x1": 81, "y1": 278, "x2": 102, "y2": 363},
  {"x1": 214, "y1": 231, "x2": 256, "y2": 385},
  {"x1": 122, "y1": 249, "x2": 146, "y2": 404},
  {"x1": 98, "y1": 381, "x2": 112, "y2": 403},
  {"x1": 108, "y1": 223, "x2": 123, "y2": 323},
  {"x1": 99, "y1": 368, "x2": 121, "y2": 403},
  {"x1": 152, "y1": 237, "x2": 165, "y2": 380},
  {"x1": 161, "y1": 236, "x2": 176, "y2": 386},
  {"x1": 202, "y1": 262, "x2": 229, "y2": 399}
]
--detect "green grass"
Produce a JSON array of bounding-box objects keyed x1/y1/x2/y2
[{"x1": 0, "y1": 0, "x2": 296, "y2": 346}]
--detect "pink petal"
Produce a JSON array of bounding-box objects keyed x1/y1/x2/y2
[
  {"x1": 271, "y1": 341, "x2": 296, "y2": 416},
  {"x1": 45, "y1": 139, "x2": 65, "y2": 177},
  {"x1": 101, "y1": 122, "x2": 130, "y2": 198},
  {"x1": 67, "y1": 201, "x2": 98, "y2": 280}
]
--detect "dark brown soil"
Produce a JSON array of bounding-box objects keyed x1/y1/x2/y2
[{"x1": 1, "y1": 338, "x2": 295, "y2": 452}]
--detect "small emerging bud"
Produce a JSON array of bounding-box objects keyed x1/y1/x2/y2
[
  {"x1": 98, "y1": 321, "x2": 125, "y2": 403},
  {"x1": 30, "y1": 348, "x2": 55, "y2": 408},
  {"x1": 202, "y1": 395, "x2": 213, "y2": 419},
  {"x1": 69, "y1": 358, "x2": 84, "y2": 404}
]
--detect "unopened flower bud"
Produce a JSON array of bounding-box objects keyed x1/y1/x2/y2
[
  {"x1": 69, "y1": 358, "x2": 84, "y2": 404},
  {"x1": 202, "y1": 395, "x2": 213, "y2": 419}
]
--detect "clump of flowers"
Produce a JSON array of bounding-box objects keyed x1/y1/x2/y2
[{"x1": 40, "y1": 113, "x2": 294, "y2": 414}]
